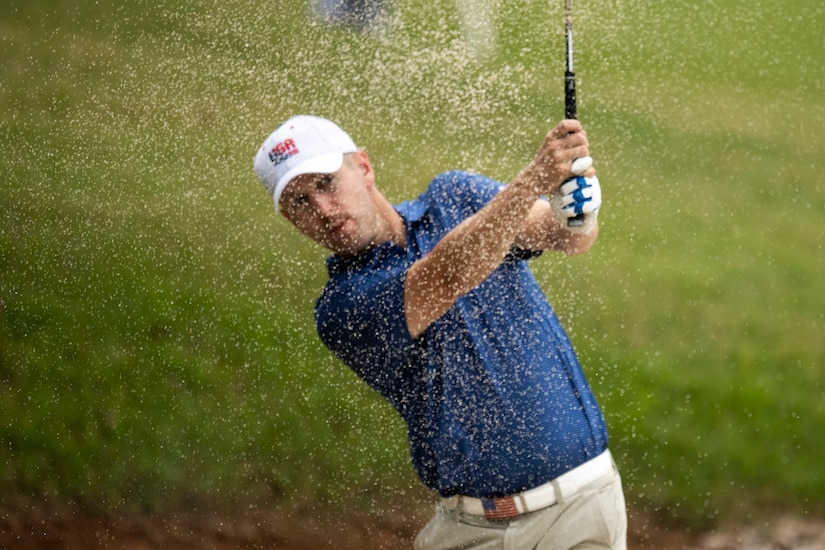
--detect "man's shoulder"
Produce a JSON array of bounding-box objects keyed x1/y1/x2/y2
[
  {"x1": 402, "y1": 170, "x2": 502, "y2": 207},
  {"x1": 393, "y1": 171, "x2": 505, "y2": 231},
  {"x1": 428, "y1": 170, "x2": 489, "y2": 191}
]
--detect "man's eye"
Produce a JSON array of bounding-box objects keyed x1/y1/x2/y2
[
  {"x1": 318, "y1": 176, "x2": 334, "y2": 189},
  {"x1": 291, "y1": 195, "x2": 310, "y2": 208}
]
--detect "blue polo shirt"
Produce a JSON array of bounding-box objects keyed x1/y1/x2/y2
[{"x1": 315, "y1": 171, "x2": 608, "y2": 499}]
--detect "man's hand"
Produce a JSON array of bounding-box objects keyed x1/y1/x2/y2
[
  {"x1": 519, "y1": 120, "x2": 591, "y2": 197},
  {"x1": 550, "y1": 175, "x2": 601, "y2": 235}
]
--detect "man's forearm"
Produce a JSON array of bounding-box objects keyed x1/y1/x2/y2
[
  {"x1": 434, "y1": 179, "x2": 539, "y2": 291},
  {"x1": 404, "y1": 178, "x2": 540, "y2": 337}
]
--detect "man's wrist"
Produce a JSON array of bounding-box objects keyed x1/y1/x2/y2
[{"x1": 512, "y1": 163, "x2": 557, "y2": 198}]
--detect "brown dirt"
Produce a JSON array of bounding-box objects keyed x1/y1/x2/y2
[{"x1": 3, "y1": 505, "x2": 825, "y2": 549}]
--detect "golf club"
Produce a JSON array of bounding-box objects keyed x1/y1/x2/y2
[{"x1": 564, "y1": 0, "x2": 592, "y2": 226}]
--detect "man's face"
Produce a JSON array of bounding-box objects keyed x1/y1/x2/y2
[{"x1": 279, "y1": 152, "x2": 379, "y2": 256}]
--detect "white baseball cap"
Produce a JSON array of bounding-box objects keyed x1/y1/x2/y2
[{"x1": 254, "y1": 115, "x2": 358, "y2": 209}]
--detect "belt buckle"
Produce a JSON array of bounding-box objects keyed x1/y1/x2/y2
[{"x1": 481, "y1": 496, "x2": 520, "y2": 520}]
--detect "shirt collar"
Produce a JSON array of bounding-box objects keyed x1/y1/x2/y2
[{"x1": 325, "y1": 197, "x2": 426, "y2": 276}]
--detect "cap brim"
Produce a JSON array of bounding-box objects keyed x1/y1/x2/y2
[{"x1": 272, "y1": 153, "x2": 345, "y2": 209}]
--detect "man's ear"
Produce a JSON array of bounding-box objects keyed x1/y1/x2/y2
[{"x1": 353, "y1": 150, "x2": 375, "y2": 187}]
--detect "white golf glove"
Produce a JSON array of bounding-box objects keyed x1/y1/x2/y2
[{"x1": 550, "y1": 175, "x2": 601, "y2": 235}]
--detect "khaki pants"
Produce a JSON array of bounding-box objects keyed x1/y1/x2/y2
[{"x1": 414, "y1": 466, "x2": 627, "y2": 550}]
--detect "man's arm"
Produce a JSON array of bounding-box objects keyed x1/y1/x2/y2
[{"x1": 404, "y1": 120, "x2": 593, "y2": 338}]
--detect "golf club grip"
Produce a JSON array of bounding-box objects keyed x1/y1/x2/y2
[{"x1": 565, "y1": 71, "x2": 577, "y2": 120}]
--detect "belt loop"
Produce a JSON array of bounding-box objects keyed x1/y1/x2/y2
[{"x1": 551, "y1": 479, "x2": 565, "y2": 506}]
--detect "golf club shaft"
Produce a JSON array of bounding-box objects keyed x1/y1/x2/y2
[{"x1": 565, "y1": 0, "x2": 577, "y2": 120}]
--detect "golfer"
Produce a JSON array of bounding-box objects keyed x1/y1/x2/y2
[{"x1": 254, "y1": 115, "x2": 627, "y2": 549}]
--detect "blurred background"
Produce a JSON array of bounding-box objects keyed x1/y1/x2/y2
[{"x1": 2, "y1": 0, "x2": 824, "y2": 545}]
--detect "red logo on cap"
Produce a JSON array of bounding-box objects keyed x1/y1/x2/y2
[{"x1": 268, "y1": 138, "x2": 298, "y2": 166}]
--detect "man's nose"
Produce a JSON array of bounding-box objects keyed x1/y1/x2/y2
[{"x1": 310, "y1": 193, "x2": 336, "y2": 217}]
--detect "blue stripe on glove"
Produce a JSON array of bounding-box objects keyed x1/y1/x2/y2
[{"x1": 559, "y1": 175, "x2": 601, "y2": 215}]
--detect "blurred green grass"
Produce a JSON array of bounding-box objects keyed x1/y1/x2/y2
[{"x1": 2, "y1": 0, "x2": 823, "y2": 528}]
